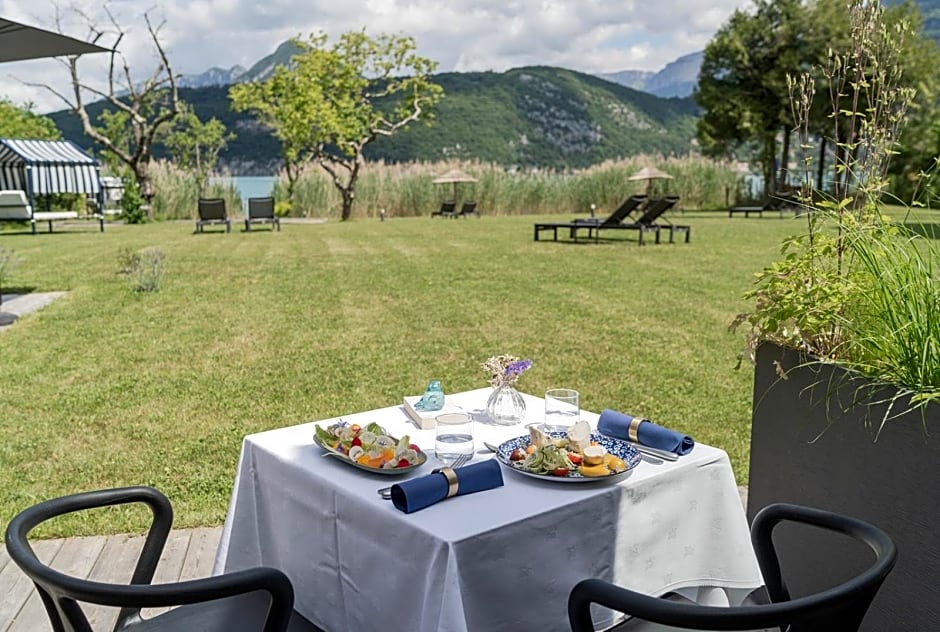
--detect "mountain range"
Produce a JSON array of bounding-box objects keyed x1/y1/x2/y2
[
  {"x1": 177, "y1": 39, "x2": 701, "y2": 98},
  {"x1": 51, "y1": 65, "x2": 700, "y2": 174}
]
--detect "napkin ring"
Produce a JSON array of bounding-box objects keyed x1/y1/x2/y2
[
  {"x1": 435, "y1": 467, "x2": 459, "y2": 498},
  {"x1": 628, "y1": 417, "x2": 645, "y2": 443}
]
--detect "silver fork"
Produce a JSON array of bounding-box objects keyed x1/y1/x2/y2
[{"x1": 377, "y1": 452, "x2": 473, "y2": 500}]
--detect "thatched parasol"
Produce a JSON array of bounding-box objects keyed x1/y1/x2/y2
[
  {"x1": 628, "y1": 166, "x2": 673, "y2": 197},
  {"x1": 432, "y1": 168, "x2": 478, "y2": 201}
]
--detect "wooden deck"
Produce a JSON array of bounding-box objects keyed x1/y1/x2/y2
[{"x1": 0, "y1": 527, "x2": 221, "y2": 631}]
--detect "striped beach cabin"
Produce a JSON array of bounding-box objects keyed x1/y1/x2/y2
[{"x1": 0, "y1": 138, "x2": 104, "y2": 233}]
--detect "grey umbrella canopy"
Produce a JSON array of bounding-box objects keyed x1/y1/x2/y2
[
  {"x1": 628, "y1": 166, "x2": 673, "y2": 197},
  {"x1": 432, "y1": 168, "x2": 478, "y2": 201},
  {"x1": 0, "y1": 17, "x2": 109, "y2": 63}
]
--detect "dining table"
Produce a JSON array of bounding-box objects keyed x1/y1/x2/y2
[{"x1": 213, "y1": 388, "x2": 764, "y2": 632}]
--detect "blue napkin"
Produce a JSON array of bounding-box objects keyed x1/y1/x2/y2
[
  {"x1": 390, "y1": 459, "x2": 504, "y2": 513},
  {"x1": 597, "y1": 409, "x2": 695, "y2": 456}
]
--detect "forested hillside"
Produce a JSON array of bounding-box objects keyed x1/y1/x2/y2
[{"x1": 50, "y1": 66, "x2": 699, "y2": 174}]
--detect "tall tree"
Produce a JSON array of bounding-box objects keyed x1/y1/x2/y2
[
  {"x1": 160, "y1": 103, "x2": 234, "y2": 195},
  {"x1": 230, "y1": 30, "x2": 443, "y2": 220},
  {"x1": 28, "y1": 9, "x2": 180, "y2": 217},
  {"x1": 697, "y1": 0, "x2": 940, "y2": 200},
  {"x1": 695, "y1": 0, "x2": 807, "y2": 196},
  {"x1": 0, "y1": 99, "x2": 61, "y2": 140}
]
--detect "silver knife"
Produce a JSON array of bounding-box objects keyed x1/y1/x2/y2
[{"x1": 631, "y1": 443, "x2": 679, "y2": 461}]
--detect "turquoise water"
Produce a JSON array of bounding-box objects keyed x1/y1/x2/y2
[{"x1": 212, "y1": 176, "x2": 277, "y2": 210}]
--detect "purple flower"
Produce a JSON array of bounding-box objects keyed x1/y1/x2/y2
[{"x1": 506, "y1": 359, "x2": 533, "y2": 376}]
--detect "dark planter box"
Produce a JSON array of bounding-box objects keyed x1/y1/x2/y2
[{"x1": 747, "y1": 341, "x2": 940, "y2": 631}]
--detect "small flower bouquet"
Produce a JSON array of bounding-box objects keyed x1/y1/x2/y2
[{"x1": 481, "y1": 355, "x2": 533, "y2": 388}]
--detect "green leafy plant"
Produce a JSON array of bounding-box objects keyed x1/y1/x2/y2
[
  {"x1": 120, "y1": 176, "x2": 147, "y2": 224},
  {"x1": 733, "y1": 0, "x2": 940, "y2": 414}
]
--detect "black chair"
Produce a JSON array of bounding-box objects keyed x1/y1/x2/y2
[
  {"x1": 430, "y1": 200, "x2": 457, "y2": 218},
  {"x1": 196, "y1": 198, "x2": 231, "y2": 233},
  {"x1": 245, "y1": 197, "x2": 281, "y2": 232},
  {"x1": 457, "y1": 201, "x2": 480, "y2": 218},
  {"x1": 5, "y1": 486, "x2": 320, "y2": 632},
  {"x1": 568, "y1": 503, "x2": 897, "y2": 632}
]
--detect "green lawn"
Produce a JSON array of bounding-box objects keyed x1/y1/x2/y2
[{"x1": 1, "y1": 210, "x2": 934, "y2": 536}]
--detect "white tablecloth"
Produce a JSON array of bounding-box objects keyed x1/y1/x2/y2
[{"x1": 214, "y1": 389, "x2": 762, "y2": 632}]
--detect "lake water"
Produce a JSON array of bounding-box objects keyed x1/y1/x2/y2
[{"x1": 212, "y1": 176, "x2": 277, "y2": 210}]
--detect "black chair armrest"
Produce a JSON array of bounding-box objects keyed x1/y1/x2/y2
[
  {"x1": 750, "y1": 503, "x2": 897, "y2": 605},
  {"x1": 7, "y1": 486, "x2": 173, "y2": 589}
]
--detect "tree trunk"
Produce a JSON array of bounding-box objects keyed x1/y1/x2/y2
[
  {"x1": 778, "y1": 127, "x2": 791, "y2": 189},
  {"x1": 134, "y1": 163, "x2": 155, "y2": 221},
  {"x1": 340, "y1": 189, "x2": 355, "y2": 221},
  {"x1": 762, "y1": 135, "x2": 778, "y2": 196}
]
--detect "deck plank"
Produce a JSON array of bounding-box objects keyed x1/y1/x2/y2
[
  {"x1": 180, "y1": 527, "x2": 221, "y2": 581},
  {"x1": 0, "y1": 539, "x2": 62, "y2": 632},
  {"x1": 82, "y1": 533, "x2": 145, "y2": 631},
  {"x1": 140, "y1": 529, "x2": 193, "y2": 619},
  {"x1": 0, "y1": 545, "x2": 10, "y2": 576},
  {"x1": 8, "y1": 536, "x2": 106, "y2": 632}
]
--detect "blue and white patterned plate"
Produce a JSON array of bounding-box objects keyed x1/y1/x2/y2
[{"x1": 495, "y1": 431, "x2": 641, "y2": 483}]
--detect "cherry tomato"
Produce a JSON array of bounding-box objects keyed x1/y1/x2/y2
[
  {"x1": 552, "y1": 467, "x2": 570, "y2": 477},
  {"x1": 397, "y1": 458, "x2": 411, "y2": 468},
  {"x1": 509, "y1": 448, "x2": 527, "y2": 461},
  {"x1": 409, "y1": 444, "x2": 421, "y2": 452},
  {"x1": 567, "y1": 453, "x2": 583, "y2": 465},
  {"x1": 351, "y1": 437, "x2": 363, "y2": 447}
]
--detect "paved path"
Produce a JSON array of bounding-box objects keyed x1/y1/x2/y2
[
  {"x1": 0, "y1": 487, "x2": 749, "y2": 630},
  {"x1": 0, "y1": 293, "x2": 65, "y2": 332}
]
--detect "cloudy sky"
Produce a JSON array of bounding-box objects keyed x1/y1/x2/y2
[{"x1": 1, "y1": 0, "x2": 749, "y2": 113}]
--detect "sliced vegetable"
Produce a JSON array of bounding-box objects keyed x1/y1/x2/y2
[{"x1": 314, "y1": 421, "x2": 422, "y2": 469}]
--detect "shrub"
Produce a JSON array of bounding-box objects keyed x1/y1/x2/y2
[{"x1": 120, "y1": 247, "x2": 166, "y2": 293}]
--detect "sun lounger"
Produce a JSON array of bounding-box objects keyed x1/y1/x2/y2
[
  {"x1": 729, "y1": 191, "x2": 799, "y2": 218},
  {"x1": 534, "y1": 195, "x2": 654, "y2": 244},
  {"x1": 0, "y1": 190, "x2": 105, "y2": 234},
  {"x1": 457, "y1": 201, "x2": 479, "y2": 218},
  {"x1": 632, "y1": 196, "x2": 690, "y2": 243},
  {"x1": 431, "y1": 200, "x2": 457, "y2": 218}
]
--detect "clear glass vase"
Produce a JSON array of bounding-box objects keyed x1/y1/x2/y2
[{"x1": 485, "y1": 384, "x2": 526, "y2": 426}]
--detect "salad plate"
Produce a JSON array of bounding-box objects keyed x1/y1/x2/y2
[
  {"x1": 313, "y1": 421, "x2": 428, "y2": 476},
  {"x1": 495, "y1": 431, "x2": 641, "y2": 483}
]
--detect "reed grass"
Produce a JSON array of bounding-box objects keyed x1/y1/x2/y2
[{"x1": 270, "y1": 155, "x2": 740, "y2": 219}]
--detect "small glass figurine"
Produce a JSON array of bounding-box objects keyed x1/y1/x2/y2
[{"x1": 413, "y1": 380, "x2": 445, "y2": 411}]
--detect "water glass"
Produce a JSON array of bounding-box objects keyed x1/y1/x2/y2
[
  {"x1": 435, "y1": 412, "x2": 474, "y2": 466},
  {"x1": 543, "y1": 389, "x2": 580, "y2": 433}
]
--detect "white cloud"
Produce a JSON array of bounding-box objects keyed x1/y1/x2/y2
[{"x1": 0, "y1": 0, "x2": 750, "y2": 113}]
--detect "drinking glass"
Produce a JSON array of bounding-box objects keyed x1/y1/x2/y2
[
  {"x1": 543, "y1": 389, "x2": 580, "y2": 433},
  {"x1": 435, "y1": 412, "x2": 474, "y2": 466}
]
